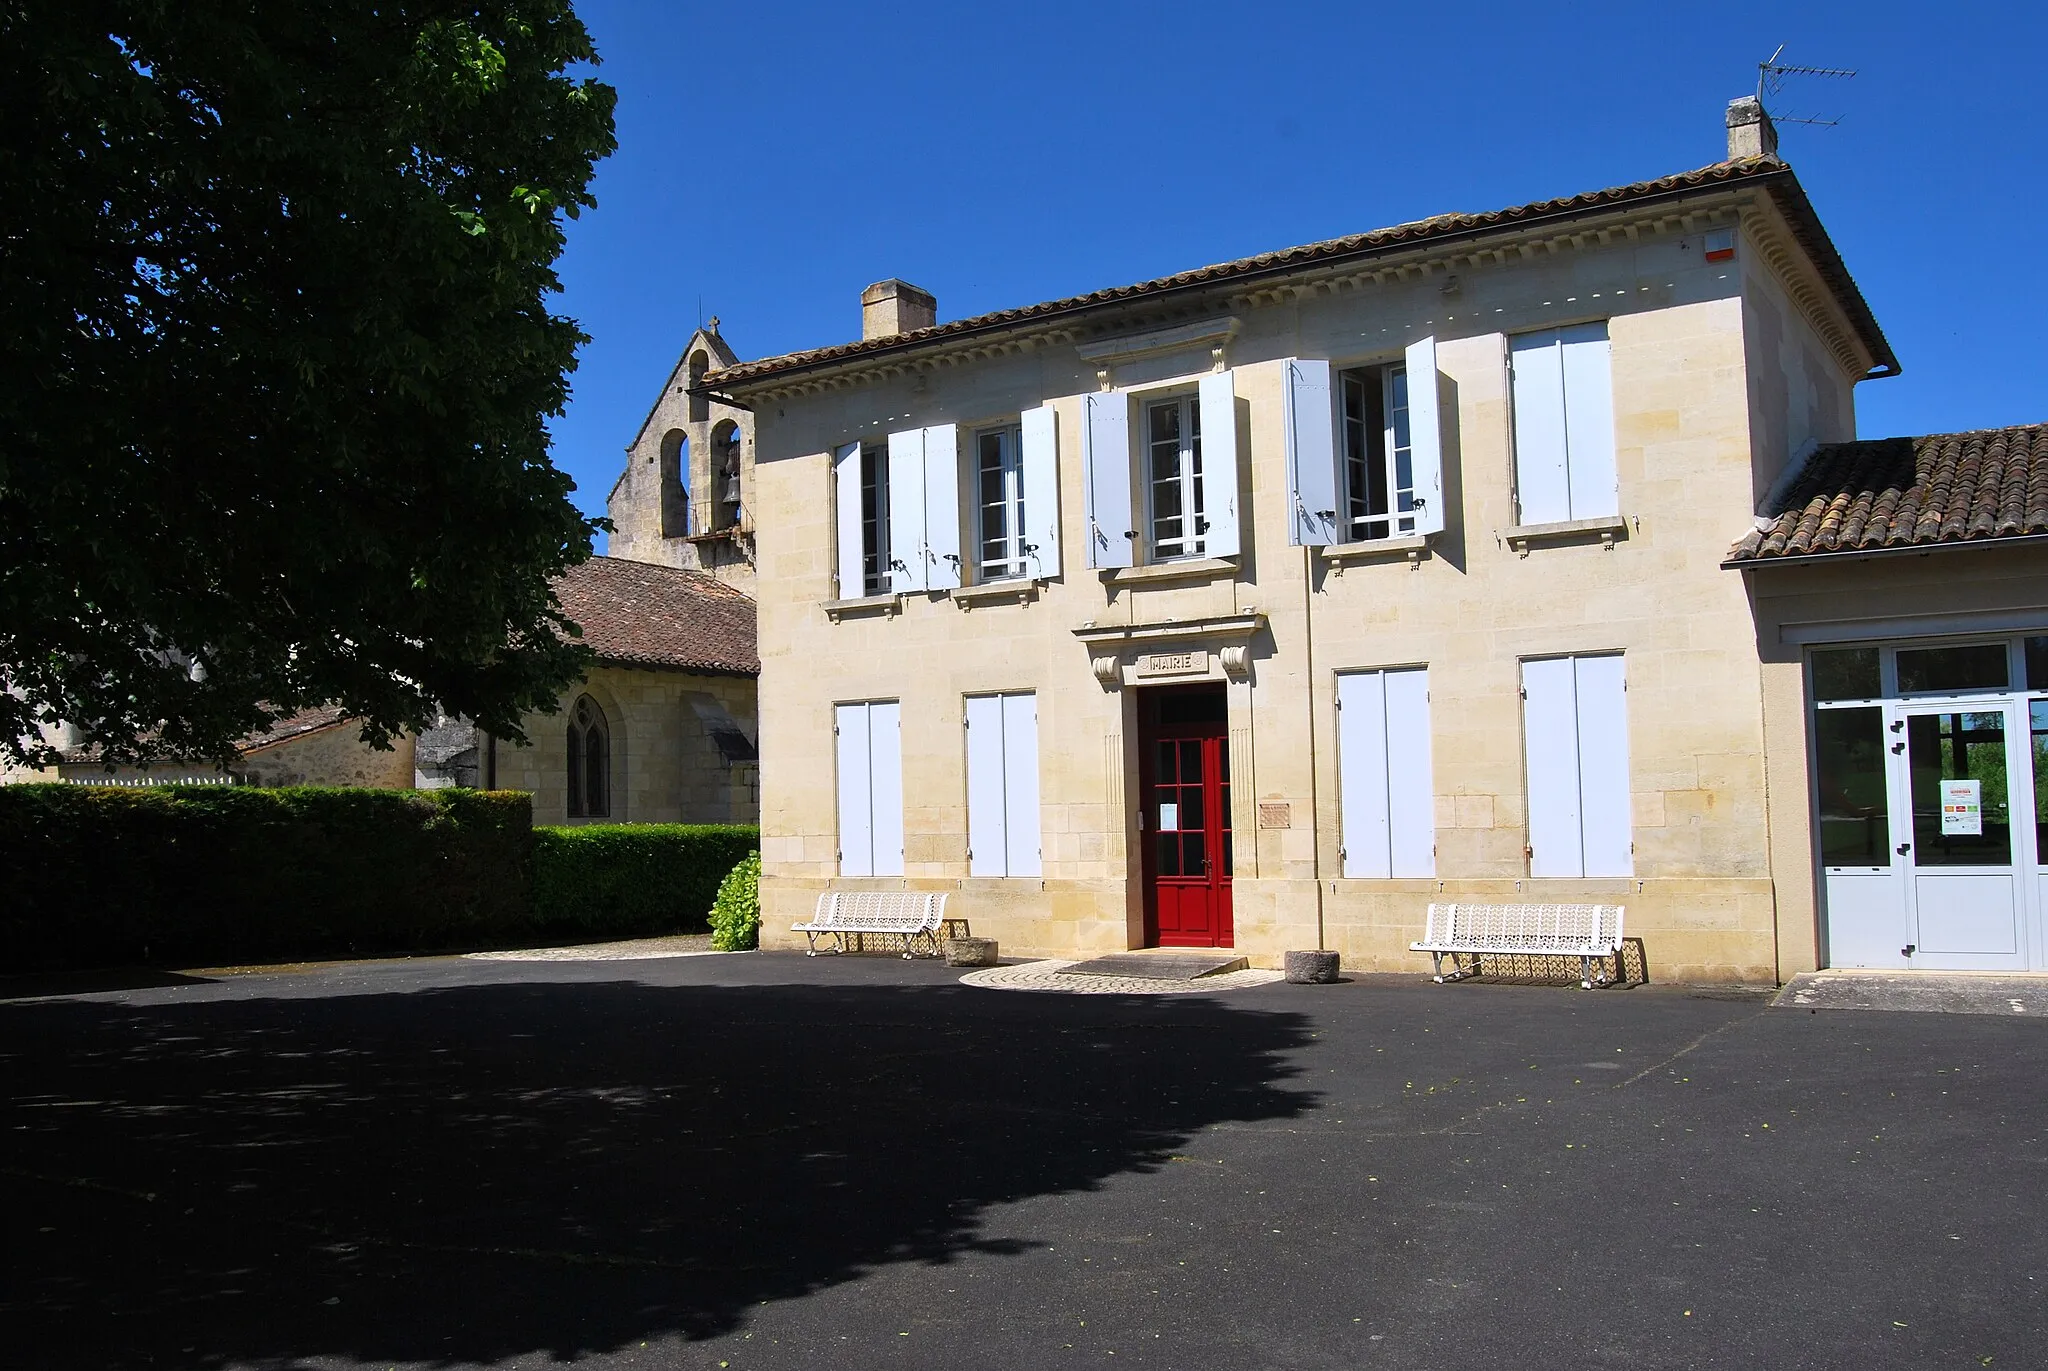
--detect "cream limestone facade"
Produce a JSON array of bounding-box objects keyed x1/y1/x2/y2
[{"x1": 721, "y1": 152, "x2": 1902, "y2": 983}]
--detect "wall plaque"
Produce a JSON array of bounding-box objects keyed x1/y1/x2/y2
[
  {"x1": 1135, "y1": 650, "x2": 1207, "y2": 679},
  {"x1": 1258, "y1": 803, "x2": 1292, "y2": 830}
]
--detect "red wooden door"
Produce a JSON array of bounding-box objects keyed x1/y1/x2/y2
[{"x1": 1140, "y1": 688, "x2": 1233, "y2": 947}]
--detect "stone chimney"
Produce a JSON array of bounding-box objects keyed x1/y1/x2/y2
[
  {"x1": 861, "y1": 279, "x2": 937, "y2": 341},
  {"x1": 1725, "y1": 96, "x2": 1779, "y2": 160}
]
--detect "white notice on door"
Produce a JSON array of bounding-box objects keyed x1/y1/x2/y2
[
  {"x1": 1159, "y1": 802, "x2": 1179, "y2": 832},
  {"x1": 1941, "y1": 779, "x2": 1983, "y2": 836}
]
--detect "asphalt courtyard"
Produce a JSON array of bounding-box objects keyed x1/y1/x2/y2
[{"x1": 4, "y1": 951, "x2": 2044, "y2": 1370}]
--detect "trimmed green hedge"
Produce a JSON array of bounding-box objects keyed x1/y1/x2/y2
[
  {"x1": 0, "y1": 784, "x2": 532, "y2": 972},
  {"x1": 531, "y1": 824, "x2": 759, "y2": 940}
]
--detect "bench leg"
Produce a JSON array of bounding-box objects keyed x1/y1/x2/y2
[
  {"x1": 1579, "y1": 954, "x2": 1593, "y2": 990},
  {"x1": 1429, "y1": 950, "x2": 1445, "y2": 983}
]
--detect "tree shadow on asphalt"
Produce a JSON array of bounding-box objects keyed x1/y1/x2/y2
[{"x1": 2, "y1": 978, "x2": 1316, "y2": 1367}]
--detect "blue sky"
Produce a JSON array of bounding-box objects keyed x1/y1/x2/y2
[{"x1": 549, "y1": 0, "x2": 2045, "y2": 536}]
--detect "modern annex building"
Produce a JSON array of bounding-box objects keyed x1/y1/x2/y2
[{"x1": 701, "y1": 100, "x2": 2048, "y2": 982}]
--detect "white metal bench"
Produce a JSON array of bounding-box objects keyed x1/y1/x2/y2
[
  {"x1": 793, "y1": 892, "x2": 950, "y2": 959},
  {"x1": 1412, "y1": 902, "x2": 1626, "y2": 989}
]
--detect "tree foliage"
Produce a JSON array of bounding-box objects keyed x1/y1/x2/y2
[{"x1": 0, "y1": 1, "x2": 618, "y2": 765}]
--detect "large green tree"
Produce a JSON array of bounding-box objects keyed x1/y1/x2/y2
[{"x1": 0, "y1": 1, "x2": 617, "y2": 766}]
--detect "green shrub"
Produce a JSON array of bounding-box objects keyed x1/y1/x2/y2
[
  {"x1": 708, "y1": 851, "x2": 761, "y2": 950},
  {"x1": 530, "y1": 823, "x2": 757, "y2": 940},
  {"x1": 0, "y1": 784, "x2": 532, "y2": 972}
]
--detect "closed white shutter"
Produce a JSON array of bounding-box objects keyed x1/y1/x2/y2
[
  {"x1": 833, "y1": 442, "x2": 863, "y2": 599},
  {"x1": 1405, "y1": 336, "x2": 1446, "y2": 536},
  {"x1": 886, "y1": 429, "x2": 926, "y2": 592},
  {"x1": 1019, "y1": 404, "x2": 1061, "y2": 577},
  {"x1": 1510, "y1": 333, "x2": 1571, "y2": 525},
  {"x1": 1522, "y1": 657, "x2": 1585, "y2": 877},
  {"x1": 922, "y1": 424, "x2": 962, "y2": 591},
  {"x1": 1284, "y1": 359, "x2": 1339, "y2": 546},
  {"x1": 965, "y1": 695, "x2": 1007, "y2": 877},
  {"x1": 1573, "y1": 655, "x2": 1632, "y2": 876},
  {"x1": 1337, "y1": 671, "x2": 1391, "y2": 878},
  {"x1": 1384, "y1": 668, "x2": 1436, "y2": 877},
  {"x1": 1198, "y1": 369, "x2": 1241, "y2": 557},
  {"x1": 836, "y1": 702, "x2": 874, "y2": 875},
  {"x1": 1083, "y1": 392, "x2": 1134, "y2": 568},
  {"x1": 1002, "y1": 692, "x2": 1041, "y2": 877},
  {"x1": 868, "y1": 701, "x2": 904, "y2": 876},
  {"x1": 1560, "y1": 323, "x2": 1617, "y2": 520}
]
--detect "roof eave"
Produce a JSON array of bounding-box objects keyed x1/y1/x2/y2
[{"x1": 1723, "y1": 532, "x2": 2048, "y2": 571}]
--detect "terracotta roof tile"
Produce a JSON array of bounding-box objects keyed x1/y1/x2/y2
[
  {"x1": 553, "y1": 556, "x2": 757, "y2": 676},
  {"x1": 1728, "y1": 425, "x2": 2048, "y2": 563},
  {"x1": 707, "y1": 158, "x2": 1895, "y2": 388}
]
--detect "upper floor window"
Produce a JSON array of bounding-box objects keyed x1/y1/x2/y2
[
  {"x1": 1080, "y1": 374, "x2": 1240, "y2": 570},
  {"x1": 1146, "y1": 393, "x2": 1206, "y2": 560},
  {"x1": 1283, "y1": 342, "x2": 1443, "y2": 549},
  {"x1": 858, "y1": 442, "x2": 891, "y2": 595},
  {"x1": 832, "y1": 410, "x2": 1060, "y2": 601},
  {"x1": 1340, "y1": 364, "x2": 1416, "y2": 541},
  {"x1": 565, "y1": 694, "x2": 610, "y2": 819},
  {"x1": 1509, "y1": 322, "x2": 1617, "y2": 525},
  {"x1": 977, "y1": 424, "x2": 1029, "y2": 581}
]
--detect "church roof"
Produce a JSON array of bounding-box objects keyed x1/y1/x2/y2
[{"x1": 554, "y1": 556, "x2": 758, "y2": 676}]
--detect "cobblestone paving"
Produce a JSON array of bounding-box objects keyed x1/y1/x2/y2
[{"x1": 958, "y1": 958, "x2": 1286, "y2": 994}]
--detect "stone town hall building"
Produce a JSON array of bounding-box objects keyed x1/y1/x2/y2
[{"x1": 686, "y1": 102, "x2": 2048, "y2": 981}]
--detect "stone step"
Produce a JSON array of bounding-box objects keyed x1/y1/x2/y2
[{"x1": 1062, "y1": 952, "x2": 1249, "y2": 981}]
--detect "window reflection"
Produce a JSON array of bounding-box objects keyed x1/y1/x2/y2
[
  {"x1": 1815, "y1": 708, "x2": 1889, "y2": 866},
  {"x1": 1906, "y1": 710, "x2": 2010, "y2": 866}
]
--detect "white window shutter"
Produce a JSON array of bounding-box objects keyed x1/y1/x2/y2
[
  {"x1": 922, "y1": 424, "x2": 962, "y2": 591},
  {"x1": 1198, "y1": 369, "x2": 1241, "y2": 557},
  {"x1": 1384, "y1": 668, "x2": 1436, "y2": 877},
  {"x1": 1560, "y1": 323, "x2": 1617, "y2": 520},
  {"x1": 1522, "y1": 657, "x2": 1585, "y2": 877},
  {"x1": 1019, "y1": 404, "x2": 1061, "y2": 578},
  {"x1": 833, "y1": 442, "x2": 863, "y2": 599},
  {"x1": 1083, "y1": 392, "x2": 1134, "y2": 568},
  {"x1": 1002, "y1": 692, "x2": 1041, "y2": 877},
  {"x1": 886, "y1": 429, "x2": 926, "y2": 592},
  {"x1": 964, "y1": 695, "x2": 1007, "y2": 877},
  {"x1": 1337, "y1": 671, "x2": 1391, "y2": 879},
  {"x1": 835, "y1": 702, "x2": 873, "y2": 876},
  {"x1": 1284, "y1": 359, "x2": 1339, "y2": 546},
  {"x1": 869, "y1": 701, "x2": 905, "y2": 876},
  {"x1": 1405, "y1": 336, "x2": 1446, "y2": 536},
  {"x1": 1573, "y1": 655, "x2": 1633, "y2": 876},
  {"x1": 1510, "y1": 334, "x2": 1571, "y2": 525}
]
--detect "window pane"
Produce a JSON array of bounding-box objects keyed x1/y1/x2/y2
[
  {"x1": 1812, "y1": 647, "x2": 1880, "y2": 701},
  {"x1": 1156, "y1": 833, "x2": 1180, "y2": 876},
  {"x1": 1182, "y1": 831, "x2": 1206, "y2": 876},
  {"x1": 1896, "y1": 643, "x2": 2008, "y2": 694},
  {"x1": 1906, "y1": 710, "x2": 2011, "y2": 865},
  {"x1": 2033, "y1": 701, "x2": 2048, "y2": 864},
  {"x1": 2027, "y1": 637, "x2": 2048, "y2": 689},
  {"x1": 1814, "y1": 707, "x2": 1889, "y2": 865}
]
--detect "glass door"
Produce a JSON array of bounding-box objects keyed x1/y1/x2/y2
[{"x1": 1894, "y1": 700, "x2": 2031, "y2": 970}]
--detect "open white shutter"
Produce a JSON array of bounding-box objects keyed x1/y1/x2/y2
[
  {"x1": 1198, "y1": 369, "x2": 1240, "y2": 557},
  {"x1": 922, "y1": 424, "x2": 962, "y2": 590},
  {"x1": 1405, "y1": 336, "x2": 1446, "y2": 536},
  {"x1": 1019, "y1": 404, "x2": 1061, "y2": 577},
  {"x1": 1337, "y1": 672, "x2": 1391, "y2": 878},
  {"x1": 1284, "y1": 359, "x2": 1339, "y2": 546},
  {"x1": 1083, "y1": 392, "x2": 1133, "y2": 568},
  {"x1": 1560, "y1": 323, "x2": 1617, "y2": 520},
  {"x1": 836, "y1": 702, "x2": 873, "y2": 875},
  {"x1": 1002, "y1": 692, "x2": 1041, "y2": 877},
  {"x1": 1510, "y1": 334, "x2": 1570, "y2": 525},
  {"x1": 869, "y1": 701, "x2": 904, "y2": 876},
  {"x1": 886, "y1": 429, "x2": 926, "y2": 592},
  {"x1": 1384, "y1": 668, "x2": 1436, "y2": 877},
  {"x1": 1573, "y1": 655, "x2": 1632, "y2": 876},
  {"x1": 833, "y1": 442, "x2": 863, "y2": 598},
  {"x1": 1522, "y1": 657, "x2": 1584, "y2": 877},
  {"x1": 965, "y1": 695, "x2": 1006, "y2": 877}
]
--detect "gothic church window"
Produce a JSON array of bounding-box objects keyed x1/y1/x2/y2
[{"x1": 565, "y1": 695, "x2": 610, "y2": 818}]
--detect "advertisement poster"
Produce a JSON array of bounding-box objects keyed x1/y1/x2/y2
[{"x1": 1941, "y1": 779, "x2": 1983, "y2": 836}]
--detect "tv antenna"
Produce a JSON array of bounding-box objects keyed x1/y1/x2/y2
[{"x1": 1756, "y1": 44, "x2": 1856, "y2": 127}]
